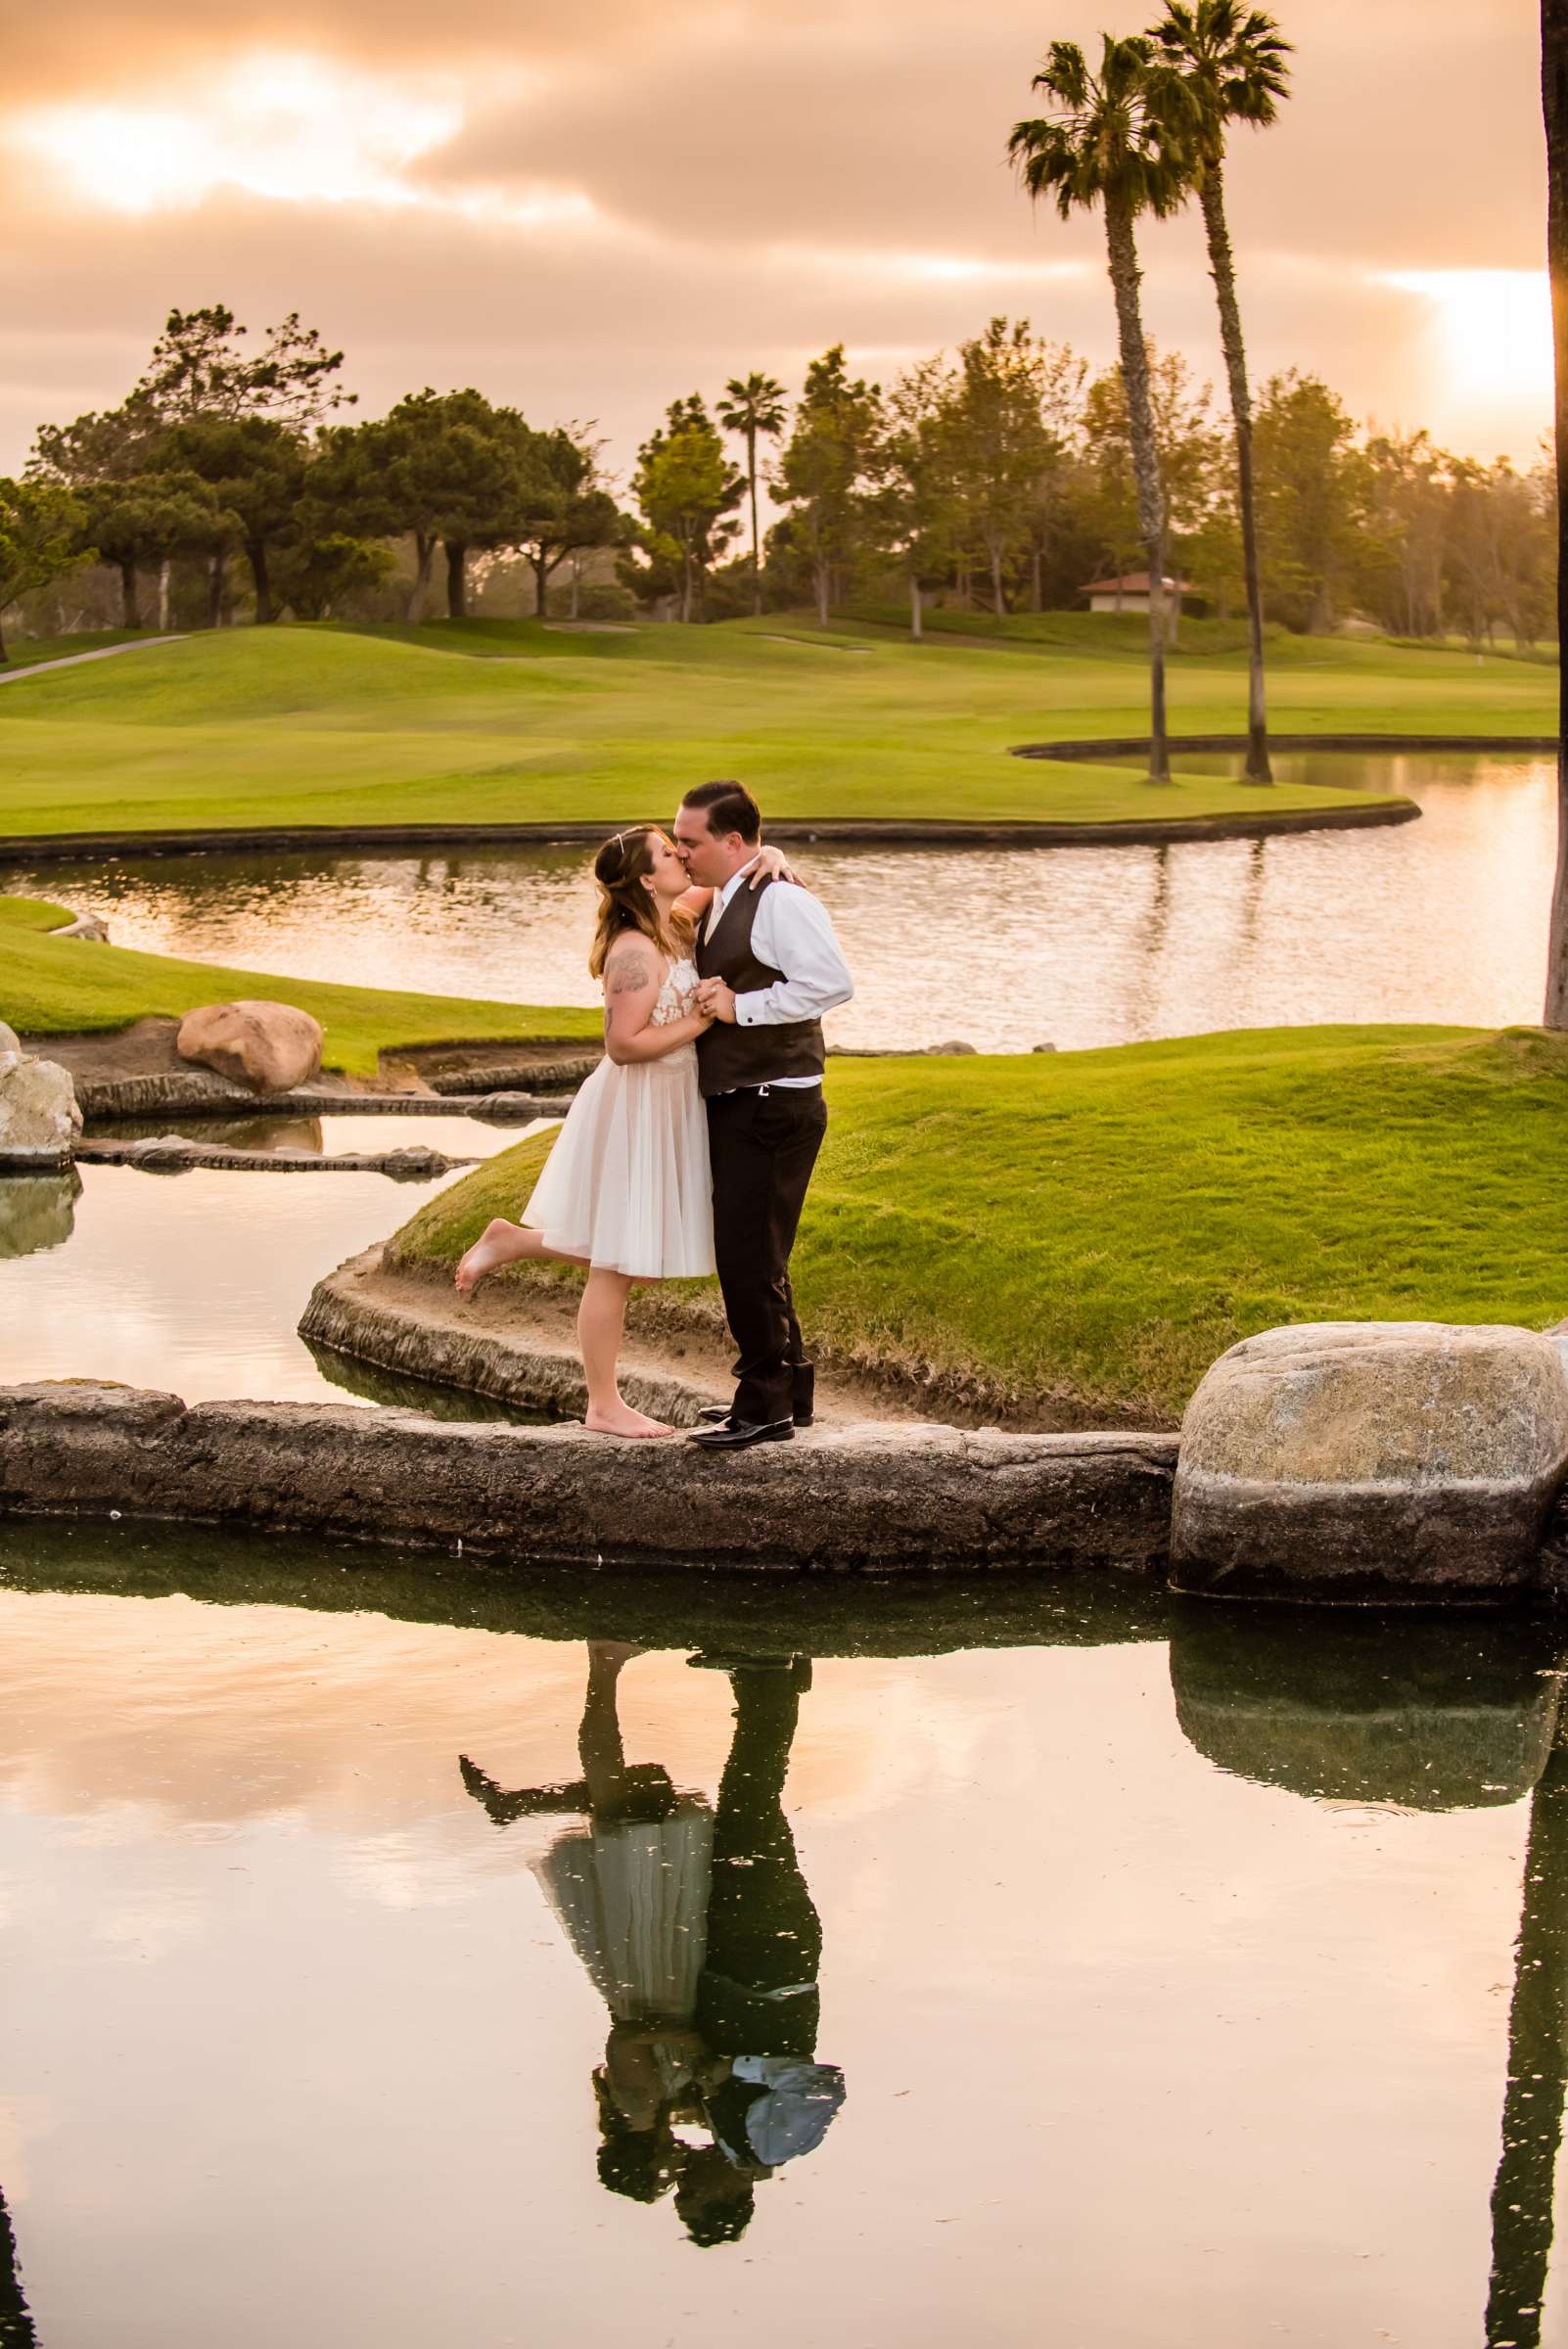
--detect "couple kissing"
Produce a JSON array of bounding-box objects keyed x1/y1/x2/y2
[{"x1": 455, "y1": 780, "x2": 853, "y2": 1448}]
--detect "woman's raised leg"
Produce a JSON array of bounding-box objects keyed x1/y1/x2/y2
[
  {"x1": 579, "y1": 1268, "x2": 674, "y2": 1438},
  {"x1": 455, "y1": 1219, "x2": 552, "y2": 1295}
]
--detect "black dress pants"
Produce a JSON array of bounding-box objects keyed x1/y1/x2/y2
[{"x1": 706, "y1": 1084, "x2": 827, "y2": 1425}]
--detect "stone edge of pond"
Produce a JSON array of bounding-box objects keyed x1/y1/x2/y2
[
  {"x1": 0, "y1": 796, "x2": 1420, "y2": 862},
  {"x1": 1013, "y1": 731, "x2": 1558, "y2": 761},
  {"x1": 300, "y1": 1245, "x2": 1165, "y2": 1441},
  {"x1": 0, "y1": 1380, "x2": 1179, "y2": 1574},
  {"x1": 302, "y1": 1246, "x2": 725, "y2": 1427}
]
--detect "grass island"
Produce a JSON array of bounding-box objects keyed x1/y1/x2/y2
[{"x1": 386, "y1": 1025, "x2": 1568, "y2": 1426}]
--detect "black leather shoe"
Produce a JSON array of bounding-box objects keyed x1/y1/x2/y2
[
  {"x1": 697, "y1": 1370, "x2": 814, "y2": 1429},
  {"x1": 687, "y1": 1415, "x2": 796, "y2": 1451}
]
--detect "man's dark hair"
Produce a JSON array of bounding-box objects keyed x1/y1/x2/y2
[{"x1": 680, "y1": 780, "x2": 761, "y2": 844}]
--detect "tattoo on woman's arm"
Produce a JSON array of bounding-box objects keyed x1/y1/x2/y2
[{"x1": 607, "y1": 948, "x2": 658, "y2": 996}]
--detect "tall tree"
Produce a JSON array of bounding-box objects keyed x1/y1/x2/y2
[
  {"x1": 0, "y1": 478, "x2": 90, "y2": 662},
  {"x1": 1359, "y1": 430, "x2": 1453, "y2": 640},
  {"x1": 1011, "y1": 37, "x2": 1193, "y2": 781},
  {"x1": 877, "y1": 355, "x2": 960, "y2": 639},
  {"x1": 133, "y1": 305, "x2": 354, "y2": 429},
  {"x1": 327, "y1": 390, "x2": 535, "y2": 622},
  {"x1": 510, "y1": 426, "x2": 623, "y2": 618},
  {"x1": 1545, "y1": 0, "x2": 1568, "y2": 1028},
  {"x1": 716, "y1": 373, "x2": 788, "y2": 617},
  {"x1": 1151, "y1": 2, "x2": 1291, "y2": 783},
  {"x1": 161, "y1": 415, "x2": 306, "y2": 625},
  {"x1": 31, "y1": 397, "x2": 171, "y2": 629},
  {"x1": 1076, "y1": 350, "x2": 1228, "y2": 635},
  {"x1": 942, "y1": 319, "x2": 1064, "y2": 617},
  {"x1": 1251, "y1": 371, "x2": 1366, "y2": 633},
  {"x1": 629, "y1": 398, "x2": 743, "y2": 622},
  {"x1": 78, "y1": 472, "x2": 224, "y2": 629},
  {"x1": 774, "y1": 346, "x2": 882, "y2": 628}
]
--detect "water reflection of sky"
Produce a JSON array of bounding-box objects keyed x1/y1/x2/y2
[
  {"x1": 6, "y1": 755, "x2": 1554, "y2": 1051},
  {"x1": 0, "y1": 1134, "x2": 521, "y2": 1405},
  {"x1": 0, "y1": 1560, "x2": 1546, "y2": 2349}
]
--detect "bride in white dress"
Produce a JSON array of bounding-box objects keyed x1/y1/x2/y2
[{"x1": 453, "y1": 825, "x2": 789, "y2": 1440}]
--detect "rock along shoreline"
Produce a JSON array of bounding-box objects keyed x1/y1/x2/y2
[{"x1": 0, "y1": 1381, "x2": 1179, "y2": 1574}]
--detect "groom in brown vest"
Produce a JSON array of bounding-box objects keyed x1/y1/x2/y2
[{"x1": 673, "y1": 781, "x2": 854, "y2": 1451}]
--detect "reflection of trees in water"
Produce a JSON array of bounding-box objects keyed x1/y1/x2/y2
[
  {"x1": 0, "y1": 2185, "x2": 36, "y2": 2346},
  {"x1": 1238, "y1": 836, "x2": 1268, "y2": 952},
  {"x1": 462, "y1": 1642, "x2": 842, "y2": 2247},
  {"x1": 1486, "y1": 1716, "x2": 1568, "y2": 2349},
  {"x1": 1170, "y1": 1605, "x2": 1568, "y2": 2348}
]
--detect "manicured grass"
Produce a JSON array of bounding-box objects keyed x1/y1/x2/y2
[
  {"x1": 0, "y1": 629, "x2": 153, "y2": 674},
  {"x1": 0, "y1": 616, "x2": 1550, "y2": 846},
  {"x1": 391, "y1": 1026, "x2": 1568, "y2": 1421},
  {"x1": 0, "y1": 896, "x2": 599, "y2": 1075}
]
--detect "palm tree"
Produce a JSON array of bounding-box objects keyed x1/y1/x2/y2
[
  {"x1": 717, "y1": 373, "x2": 788, "y2": 618},
  {"x1": 1010, "y1": 38, "x2": 1193, "y2": 783},
  {"x1": 1150, "y1": 4, "x2": 1290, "y2": 787},
  {"x1": 1543, "y1": 0, "x2": 1568, "y2": 1030}
]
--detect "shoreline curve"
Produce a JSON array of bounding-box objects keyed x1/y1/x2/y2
[{"x1": 0, "y1": 798, "x2": 1420, "y2": 863}]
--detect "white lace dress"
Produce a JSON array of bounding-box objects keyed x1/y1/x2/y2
[{"x1": 520, "y1": 955, "x2": 716, "y2": 1278}]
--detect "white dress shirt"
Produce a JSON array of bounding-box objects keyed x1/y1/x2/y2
[{"x1": 705, "y1": 857, "x2": 854, "y2": 1087}]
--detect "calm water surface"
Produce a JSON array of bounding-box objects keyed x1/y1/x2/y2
[
  {"x1": 0, "y1": 1112, "x2": 537, "y2": 1409},
  {"x1": 0, "y1": 1522, "x2": 1560, "y2": 2348},
  {"x1": 6, "y1": 753, "x2": 1554, "y2": 1050}
]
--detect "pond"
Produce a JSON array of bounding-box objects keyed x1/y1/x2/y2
[
  {"x1": 4, "y1": 752, "x2": 1555, "y2": 1051},
  {"x1": 0, "y1": 1517, "x2": 1560, "y2": 2348},
  {"x1": 0, "y1": 1113, "x2": 539, "y2": 1412}
]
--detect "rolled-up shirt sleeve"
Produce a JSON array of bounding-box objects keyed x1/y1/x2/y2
[{"x1": 734, "y1": 886, "x2": 854, "y2": 1027}]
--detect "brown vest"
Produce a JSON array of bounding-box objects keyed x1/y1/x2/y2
[{"x1": 694, "y1": 874, "x2": 826, "y2": 1098}]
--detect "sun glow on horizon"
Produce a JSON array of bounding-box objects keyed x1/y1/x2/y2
[{"x1": 1381, "y1": 268, "x2": 1552, "y2": 443}]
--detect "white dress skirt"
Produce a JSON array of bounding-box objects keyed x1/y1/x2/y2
[
  {"x1": 521, "y1": 955, "x2": 717, "y2": 1279},
  {"x1": 534, "y1": 1799, "x2": 715, "y2": 2026}
]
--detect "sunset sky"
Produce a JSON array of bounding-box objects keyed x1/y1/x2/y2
[{"x1": 2, "y1": 0, "x2": 1549, "y2": 484}]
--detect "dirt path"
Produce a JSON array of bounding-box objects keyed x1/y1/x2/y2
[{"x1": 0, "y1": 636, "x2": 189, "y2": 686}]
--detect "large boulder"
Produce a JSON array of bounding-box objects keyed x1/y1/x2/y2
[
  {"x1": 0, "y1": 1050, "x2": 82, "y2": 1169},
  {"x1": 176, "y1": 1000, "x2": 324, "y2": 1094},
  {"x1": 1171, "y1": 1321, "x2": 1568, "y2": 1601},
  {"x1": 0, "y1": 1021, "x2": 21, "y2": 1060}
]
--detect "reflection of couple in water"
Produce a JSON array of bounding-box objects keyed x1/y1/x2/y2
[{"x1": 461, "y1": 1641, "x2": 844, "y2": 2245}]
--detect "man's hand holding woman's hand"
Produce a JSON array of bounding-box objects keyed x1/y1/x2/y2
[{"x1": 696, "y1": 979, "x2": 738, "y2": 1024}]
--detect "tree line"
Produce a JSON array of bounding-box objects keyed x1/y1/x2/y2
[{"x1": 2, "y1": 299, "x2": 1545, "y2": 666}]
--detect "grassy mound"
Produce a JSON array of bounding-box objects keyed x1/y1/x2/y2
[
  {"x1": 0, "y1": 618, "x2": 1542, "y2": 846},
  {"x1": 391, "y1": 1026, "x2": 1568, "y2": 1422},
  {"x1": 0, "y1": 896, "x2": 598, "y2": 1076}
]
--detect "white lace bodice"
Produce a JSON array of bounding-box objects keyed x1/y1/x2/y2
[{"x1": 649, "y1": 955, "x2": 701, "y2": 1027}]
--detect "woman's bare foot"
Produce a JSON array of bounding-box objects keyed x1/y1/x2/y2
[
  {"x1": 455, "y1": 1219, "x2": 523, "y2": 1297},
  {"x1": 583, "y1": 1402, "x2": 677, "y2": 1440}
]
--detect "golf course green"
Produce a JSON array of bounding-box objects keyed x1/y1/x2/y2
[{"x1": 0, "y1": 615, "x2": 1552, "y2": 846}]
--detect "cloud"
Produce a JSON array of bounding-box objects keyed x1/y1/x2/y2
[{"x1": 1, "y1": 0, "x2": 1551, "y2": 472}]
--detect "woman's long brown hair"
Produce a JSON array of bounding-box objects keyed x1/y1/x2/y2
[{"x1": 587, "y1": 827, "x2": 694, "y2": 980}]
